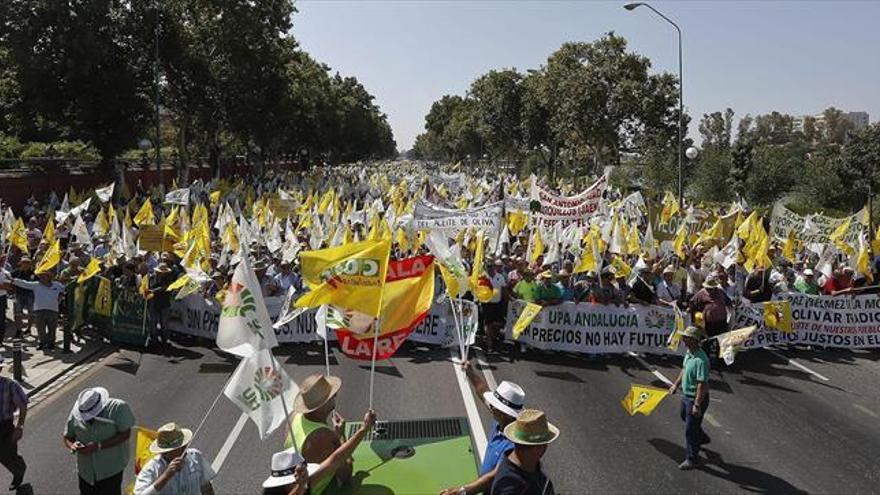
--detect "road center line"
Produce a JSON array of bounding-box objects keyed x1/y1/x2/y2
[
  {"x1": 211, "y1": 413, "x2": 248, "y2": 474},
  {"x1": 765, "y1": 348, "x2": 830, "y2": 382},
  {"x1": 704, "y1": 413, "x2": 721, "y2": 428},
  {"x1": 451, "y1": 350, "x2": 488, "y2": 461},
  {"x1": 853, "y1": 404, "x2": 878, "y2": 418},
  {"x1": 627, "y1": 351, "x2": 674, "y2": 386}
]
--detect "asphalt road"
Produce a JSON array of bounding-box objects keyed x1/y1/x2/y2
[{"x1": 13, "y1": 336, "x2": 880, "y2": 494}]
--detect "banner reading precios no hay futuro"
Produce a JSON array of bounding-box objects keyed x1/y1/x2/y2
[{"x1": 504, "y1": 299, "x2": 683, "y2": 354}]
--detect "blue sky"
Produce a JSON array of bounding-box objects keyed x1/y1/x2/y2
[{"x1": 293, "y1": 0, "x2": 880, "y2": 150}]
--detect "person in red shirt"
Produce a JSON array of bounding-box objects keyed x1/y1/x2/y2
[{"x1": 823, "y1": 267, "x2": 854, "y2": 296}]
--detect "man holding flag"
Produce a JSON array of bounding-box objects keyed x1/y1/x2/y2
[
  {"x1": 667, "y1": 326, "x2": 712, "y2": 470},
  {"x1": 11, "y1": 269, "x2": 64, "y2": 350}
]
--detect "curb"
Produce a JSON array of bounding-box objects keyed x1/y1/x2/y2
[{"x1": 26, "y1": 343, "x2": 113, "y2": 398}]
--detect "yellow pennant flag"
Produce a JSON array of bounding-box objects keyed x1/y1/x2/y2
[
  {"x1": 34, "y1": 240, "x2": 61, "y2": 274},
  {"x1": 209, "y1": 190, "x2": 221, "y2": 205},
  {"x1": 295, "y1": 239, "x2": 391, "y2": 317},
  {"x1": 858, "y1": 237, "x2": 873, "y2": 283},
  {"x1": 782, "y1": 229, "x2": 797, "y2": 263},
  {"x1": 93, "y1": 276, "x2": 113, "y2": 316},
  {"x1": 529, "y1": 229, "x2": 544, "y2": 264},
  {"x1": 659, "y1": 192, "x2": 680, "y2": 226},
  {"x1": 166, "y1": 273, "x2": 191, "y2": 292},
  {"x1": 133, "y1": 427, "x2": 158, "y2": 474},
  {"x1": 512, "y1": 302, "x2": 542, "y2": 340},
  {"x1": 96, "y1": 208, "x2": 110, "y2": 235},
  {"x1": 8, "y1": 218, "x2": 29, "y2": 254},
  {"x1": 507, "y1": 210, "x2": 527, "y2": 236},
  {"x1": 78, "y1": 257, "x2": 102, "y2": 284},
  {"x1": 673, "y1": 224, "x2": 688, "y2": 259},
  {"x1": 621, "y1": 384, "x2": 669, "y2": 416},
  {"x1": 763, "y1": 300, "x2": 792, "y2": 333},
  {"x1": 134, "y1": 198, "x2": 155, "y2": 226},
  {"x1": 667, "y1": 308, "x2": 686, "y2": 351},
  {"x1": 396, "y1": 228, "x2": 410, "y2": 254},
  {"x1": 610, "y1": 256, "x2": 632, "y2": 279},
  {"x1": 574, "y1": 232, "x2": 599, "y2": 274},
  {"x1": 139, "y1": 275, "x2": 153, "y2": 300},
  {"x1": 829, "y1": 217, "x2": 853, "y2": 255},
  {"x1": 42, "y1": 217, "x2": 55, "y2": 245}
]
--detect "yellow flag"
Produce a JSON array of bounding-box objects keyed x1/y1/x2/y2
[
  {"x1": 438, "y1": 262, "x2": 462, "y2": 299},
  {"x1": 295, "y1": 239, "x2": 392, "y2": 317},
  {"x1": 166, "y1": 274, "x2": 190, "y2": 292},
  {"x1": 858, "y1": 236, "x2": 873, "y2": 283},
  {"x1": 396, "y1": 228, "x2": 410, "y2": 254},
  {"x1": 134, "y1": 199, "x2": 155, "y2": 226},
  {"x1": 96, "y1": 208, "x2": 110, "y2": 235},
  {"x1": 529, "y1": 229, "x2": 544, "y2": 264},
  {"x1": 512, "y1": 302, "x2": 542, "y2": 340},
  {"x1": 667, "y1": 308, "x2": 685, "y2": 351},
  {"x1": 626, "y1": 223, "x2": 640, "y2": 256},
  {"x1": 782, "y1": 229, "x2": 797, "y2": 263},
  {"x1": 42, "y1": 217, "x2": 55, "y2": 245},
  {"x1": 139, "y1": 275, "x2": 153, "y2": 300},
  {"x1": 94, "y1": 276, "x2": 113, "y2": 316},
  {"x1": 209, "y1": 190, "x2": 221, "y2": 205},
  {"x1": 621, "y1": 384, "x2": 669, "y2": 416},
  {"x1": 673, "y1": 225, "x2": 688, "y2": 259},
  {"x1": 659, "y1": 192, "x2": 680, "y2": 226},
  {"x1": 133, "y1": 427, "x2": 158, "y2": 474},
  {"x1": 829, "y1": 217, "x2": 854, "y2": 255},
  {"x1": 342, "y1": 225, "x2": 353, "y2": 245},
  {"x1": 574, "y1": 232, "x2": 599, "y2": 274},
  {"x1": 78, "y1": 257, "x2": 102, "y2": 284},
  {"x1": 611, "y1": 256, "x2": 632, "y2": 279},
  {"x1": 763, "y1": 300, "x2": 792, "y2": 333},
  {"x1": 469, "y1": 232, "x2": 485, "y2": 290},
  {"x1": 507, "y1": 210, "x2": 527, "y2": 236},
  {"x1": 34, "y1": 240, "x2": 61, "y2": 274},
  {"x1": 8, "y1": 218, "x2": 29, "y2": 254},
  {"x1": 737, "y1": 211, "x2": 756, "y2": 240}
]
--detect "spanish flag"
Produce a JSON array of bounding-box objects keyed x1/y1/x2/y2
[
  {"x1": 295, "y1": 239, "x2": 391, "y2": 317},
  {"x1": 621, "y1": 384, "x2": 669, "y2": 416},
  {"x1": 335, "y1": 254, "x2": 435, "y2": 360}
]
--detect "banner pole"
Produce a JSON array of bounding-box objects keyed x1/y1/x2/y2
[
  {"x1": 368, "y1": 314, "x2": 382, "y2": 410},
  {"x1": 323, "y1": 332, "x2": 331, "y2": 377}
]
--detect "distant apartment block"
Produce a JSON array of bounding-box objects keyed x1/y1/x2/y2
[{"x1": 794, "y1": 111, "x2": 870, "y2": 132}]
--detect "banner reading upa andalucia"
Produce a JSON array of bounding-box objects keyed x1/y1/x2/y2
[
  {"x1": 731, "y1": 292, "x2": 880, "y2": 349},
  {"x1": 504, "y1": 299, "x2": 683, "y2": 354}
]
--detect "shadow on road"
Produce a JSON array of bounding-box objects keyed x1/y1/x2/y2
[{"x1": 648, "y1": 438, "x2": 807, "y2": 494}]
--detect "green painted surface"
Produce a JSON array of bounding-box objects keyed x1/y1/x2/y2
[{"x1": 328, "y1": 418, "x2": 479, "y2": 494}]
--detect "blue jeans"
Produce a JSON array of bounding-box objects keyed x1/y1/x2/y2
[{"x1": 680, "y1": 395, "x2": 710, "y2": 461}]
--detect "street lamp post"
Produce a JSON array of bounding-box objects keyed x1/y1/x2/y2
[
  {"x1": 624, "y1": 2, "x2": 684, "y2": 207},
  {"x1": 153, "y1": 0, "x2": 162, "y2": 190}
]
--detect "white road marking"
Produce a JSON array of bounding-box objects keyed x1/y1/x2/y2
[
  {"x1": 704, "y1": 413, "x2": 721, "y2": 428},
  {"x1": 765, "y1": 348, "x2": 830, "y2": 382},
  {"x1": 854, "y1": 404, "x2": 878, "y2": 418},
  {"x1": 627, "y1": 351, "x2": 674, "y2": 386},
  {"x1": 452, "y1": 350, "x2": 488, "y2": 461},
  {"x1": 211, "y1": 413, "x2": 248, "y2": 474}
]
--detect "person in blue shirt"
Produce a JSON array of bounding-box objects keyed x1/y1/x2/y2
[
  {"x1": 440, "y1": 360, "x2": 526, "y2": 495},
  {"x1": 668, "y1": 325, "x2": 712, "y2": 470}
]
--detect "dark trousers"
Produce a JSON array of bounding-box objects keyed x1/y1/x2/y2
[
  {"x1": 680, "y1": 395, "x2": 711, "y2": 461},
  {"x1": 0, "y1": 420, "x2": 26, "y2": 482},
  {"x1": 0, "y1": 296, "x2": 7, "y2": 337},
  {"x1": 78, "y1": 470, "x2": 123, "y2": 495}
]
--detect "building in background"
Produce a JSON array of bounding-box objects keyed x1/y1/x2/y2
[{"x1": 794, "y1": 111, "x2": 870, "y2": 133}]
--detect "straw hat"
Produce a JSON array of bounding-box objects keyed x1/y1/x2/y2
[
  {"x1": 503, "y1": 409, "x2": 560, "y2": 446},
  {"x1": 294, "y1": 374, "x2": 342, "y2": 413},
  {"x1": 702, "y1": 276, "x2": 720, "y2": 289},
  {"x1": 149, "y1": 422, "x2": 194, "y2": 454},
  {"x1": 680, "y1": 325, "x2": 703, "y2": 340}
]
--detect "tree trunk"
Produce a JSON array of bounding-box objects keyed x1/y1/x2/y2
[{"x1": 209, "y1": 131, "x2": 220, "y2": 179}]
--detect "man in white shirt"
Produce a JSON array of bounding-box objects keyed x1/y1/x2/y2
[
  {"x1": 12, "y1": 271, "x2": 64, "y2": 350},
  {"x1": 134, "y1": 422, "x2": 215, "y2": 495},
  {"x1": 655, "y1": 265, "x2": 682, "y2": 305}
]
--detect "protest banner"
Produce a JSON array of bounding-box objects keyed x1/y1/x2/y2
[
  {"x1": 110, "y1": 286, "x2": 149, "y2": 346},
  {"x1": 165, "y1": 293, "x2": 456, "y2": 347},
  {"x1": 731, "y1": 292, "x2": 880, "y2": 349},
  {"x1": 412, "y1": 199, "x2": 503, "y2": 235},
  {"x1": 769, "y1": 202, "x2": 865, "y2": 246},
  {"x1": 503, "y1": 299, "x2": 683, "y2": 355},
  {"x1": 267, "y1": 198, "x2": 298, "y2": 219},
  {"x1": 529, "y1": 174, "x2": 607, "y2": 227}
]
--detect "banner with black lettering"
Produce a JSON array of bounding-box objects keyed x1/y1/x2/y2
[
  {"x1": 412, "y1": 199, "x2": 503, "y2": 235},
  {"x1": 731, "y1": 293, "x2": 880, "y2": 349},
  {"x1": 503, "y1": 299, "x2": 682, "y2": 354}
]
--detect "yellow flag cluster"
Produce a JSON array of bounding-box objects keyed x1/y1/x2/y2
[{"x1": 34, "y1": 240, "x2": 61, "y2": 274}]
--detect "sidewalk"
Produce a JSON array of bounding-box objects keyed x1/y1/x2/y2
[{"x1": 2, "y1": 311, "x2": 109, "y2": 398}]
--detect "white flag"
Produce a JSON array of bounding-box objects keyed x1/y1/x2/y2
[
  {"x1": 315, "y1": 304, "x2": 328, "y2": 340},
  {"x1": 217, "y1": 254, "x2": 279, "y2": 357},
  {"x1": 224, "y1": 348, "x2": 294, "y2": 439},
  {"x1": 72, "y1": 214, "x2": 92, "y2": 248},
  {"x1": 273, "y1": 286, "x2": 307, "y2": 330},
  {"x1": 164, "y1": 187, "x2": 190, "y2": 206},
  {"x1": 95, "y1": 183, "x2": 115, "y2": 203}
]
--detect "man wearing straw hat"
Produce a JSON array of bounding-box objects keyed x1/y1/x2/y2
[
  {"x1": 490, "y1": 409, "x2": 559, "y2": 495},
  {"x1": 63, "y1": 387, "x2": 135, "y2": 494},
  {"x1": 134, "y1": 422, "x2": 216, "y2": 495},
  {"x1": 668, "y1": 325, "x2": 712, "y2": 470},
  {"x1": 285, "y1": 374, "x2": 348, "y2": 495}
]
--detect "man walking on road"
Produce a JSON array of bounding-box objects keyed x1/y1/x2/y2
[
  {"x1": 668, "y1": 326, "x2": 711, "y2": 470},
  {"x1": 441, "y1": 360, "x2": 526, "y2": 495},
  {"x1": 63, "y1": 387, "x2": 135, "y2": 495},
  {"x1": 491, "y1": 409, "x2": 558, "y2": 495},
  {"x1": 0, "y1": 356, "x2": 27, "y2": 491}
]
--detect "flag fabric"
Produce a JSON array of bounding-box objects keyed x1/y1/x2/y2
[
  {"x1": 78, "y1": 257, "x2": 101, "y2": 284},
  {"x1": 8, "y1": 218, "x2": 28, "y2": 254},
  {"x1": 224, "y1": 348, "x2": 294, "y2": 439},
  {"x1": 164, "y1": 187, "x2": 190, "y2": 206},
  {"x1": 667, "y1": 306, "x2": 686, "y2": 352},
  {"x1": 133, "y1": 427, "x2": 158, "y2": 474},
  {"x1": 217, "y1": 255, "x2": 279, "y2": 357},
  {"x1": 621, "y1": 384, "x2": 669, "y2": 416},
  {"x1": 95, "y1": 183, "x2": 115, "y2": 203},
  {"x1": 717, "y1": 325, "x2": 758, "y2": 365},
  {"x1": 42, "y1": 217, "x2": 55, "y2": 245},
  {"x1": 294, "y1": 239, "x2": 391, "y2": 318},
  {"x1": 335, "y1": 255, "x2": 435, "y2": 360},
  {"x1": 133, "y1": 199, "x2": 155, "y2": 226},
  {"x1": 512, "y1": 302, "x2": 542, "y2": 340},
  {"x1": 425, "y1": 231, "x2": 468, "y2": 299},
  {"x1": 763, "y1": 300, "x2": 793, "y2": 333},
  {"x1": 93, "y1": 276, "x2": 113, "y2": 317},
  {"x1": 273, "y1": 286, "x2": 307, "y2": 330},
  {"x1": 35, "y1": 240, "x2": 61, "y2": 274},
  {"x1": 138, "y1": 275, "x2": 153, "y2": 300}
]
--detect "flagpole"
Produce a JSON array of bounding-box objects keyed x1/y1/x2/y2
[
  {"x1": 323, "y1": 331, "x2": 331, "y2": 377},
  {"x1": 368, "y1": 314, "x2": 382, "y2": 411}
]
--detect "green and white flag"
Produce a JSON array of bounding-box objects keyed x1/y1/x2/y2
[{"x1": 224, "y1": 348, "x2": 293, "y2": 439}]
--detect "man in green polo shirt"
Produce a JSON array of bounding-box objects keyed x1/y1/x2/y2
[
  {"x1": 513, "y1": 269, "x2": 539, "y2": 303},
  {"x1": 534, "y1": 271, "x2": 562, "y2": 306},
  {"x1": 63, "y1": 387, "x2": 135, "y2": 495},
  {"x1": 668, "y1": 326, "x2": 711, "y2": 470}
]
